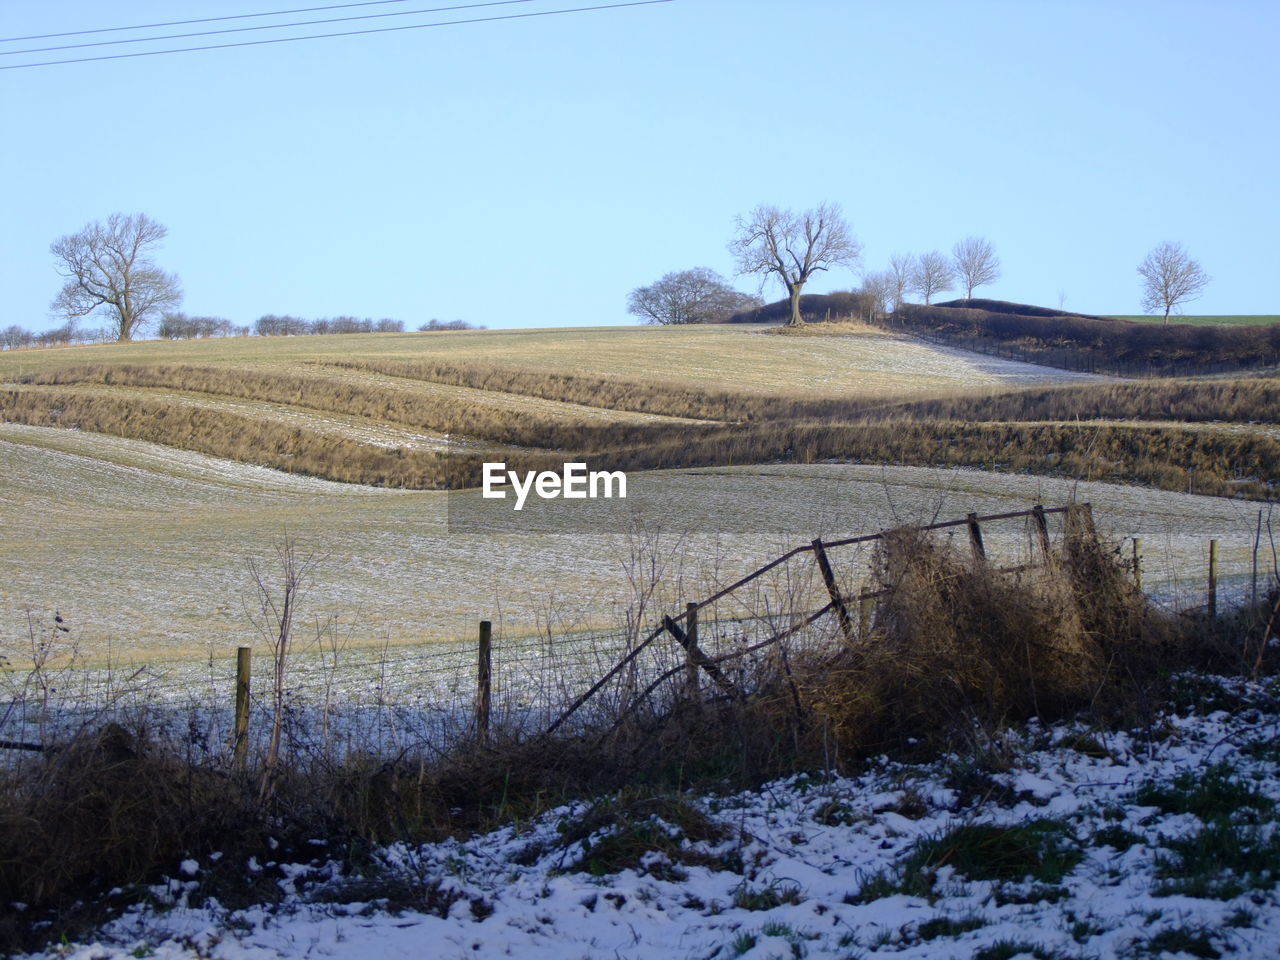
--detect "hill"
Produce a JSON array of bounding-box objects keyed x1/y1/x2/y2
[
  {"x1": 0, "y1": 324, "x2": 1104, "y2": 490},
  {"x1": 893, "y1": 299, "x2": 1280, "y2": 375}
]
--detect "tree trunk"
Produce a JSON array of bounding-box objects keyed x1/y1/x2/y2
[{"x1": 787, "y1": 284, "x2": 804, "y2": 326}]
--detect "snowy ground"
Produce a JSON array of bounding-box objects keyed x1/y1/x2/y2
[{"x1": 23, "y1": 675, "x2": 1280, "y2": 959}]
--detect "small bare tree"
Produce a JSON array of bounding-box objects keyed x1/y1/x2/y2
[
  {"x1": 729, "y1": 202, "x2": 862, "y2": 326},
  {"x1": 887, "y1": 254, "x2": 915, "y2": 312},
  {"x1": 245, "y1": 536, "x2": 323, "y2": 799},
  {"x1": 50, "y1": 213, "x2": 182, "y2": 342},
  {"x1": 910, "y1": 250, "x2": 956, "y2": 305},
  {"x1": 1138, "y1": 241, "x2": 1210, "y2": 323},
  {"x1": 952, "y1": 236, "x2": 1001, "y2": 299},
  {"x1": 860, "y1": 271, "x2": 895, "y2": 322}
]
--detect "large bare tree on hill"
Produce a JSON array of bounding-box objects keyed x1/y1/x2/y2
[
  {"x1": 1138, "y1": 241, "x2": 1210, "y2": 323},
  {"x1": 729, "y1": 202, "x2": 861, "y2": 326},
  {"x1": 50, "y1": 213, "x2": 182, "y2": 342},
  {"x1": 952, "y1": 236, "x2": 1000, "y2": 299}
]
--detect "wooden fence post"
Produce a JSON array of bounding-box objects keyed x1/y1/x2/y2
[
  {"x1": 1132, "y1": 537, "x2": 1143, "y2": 591},
  {"x1": 476, "y1": 620, "x2": 492, "y2": 745},
  {"x1": 685, "y1": 603, "x2": 700, "y2": 697},
  {"x1": 234, "y1": 646, "x2": 251, "y2": 767},
  {"x1": 812, "y1": 538, "x2": 855, "y2": 643},
  {"x1": 664, "y1": 615, "x2": 742, "y2": 701},
  {"x1": 967, "y1": 513, "x2": 986, "y2": 563},
  {"x1": 1208, "y1": 540, "x2": 1218, "y2": 617}
]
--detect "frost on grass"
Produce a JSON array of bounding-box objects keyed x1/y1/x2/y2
[{"x1": 0, "y1": 421, "x2": 1262, "y2": 663}]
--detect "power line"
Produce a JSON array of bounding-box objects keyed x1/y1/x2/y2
[
  {"x1": 0, "y1": 0, "x2": 417, "y2": 43},
  {"x1": 1, "y1": 0, "x2": 538, "y2": 57},
  {"x1": 0, "y1": 0, "x2": 673, "y2": 71}
]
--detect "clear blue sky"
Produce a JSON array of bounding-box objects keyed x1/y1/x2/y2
[{"x1": 3, "y1": 0, "x2": 1277, "y2": 333}]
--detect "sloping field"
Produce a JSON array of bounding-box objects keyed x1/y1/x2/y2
[
  {"x1": 0, "y1": 324, "x2": 1140, "y2": 492},
  {"x1": 0, "y1": 424, "x2": 1262, "y2": 664},
  {"x1": 0, "y1": 324, "x2": 1104, "y2": 397},
  {"x1": 1, "y1": 325, "x2": 1274, "y2": 668}
]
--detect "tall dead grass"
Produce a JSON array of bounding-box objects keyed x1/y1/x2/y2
[
  {"x1": 5, "y1": 383, "x2": 1277, "y2": 496},
  {"x1": 5, "y1": 360, "x2": 1279, "y2": 498},
  {"x1": 781, "y1": 516, "x2": 1183, "y2": 758},
  {"x1": 10, "y1": 364, "x2": 723, "y2": 450},
  {"x1": 860, "y1": 376, "x2": 1280, "y2": 426}
]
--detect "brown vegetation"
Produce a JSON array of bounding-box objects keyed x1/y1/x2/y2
[
  {"x1": 4, "y1": 359, "x2": 1279, "y2": 498},
  {"x1": 7, "y1": 363, "x2": 724, "y2": 451},
  {"x1": 728, "y1": 290, "x2": 881, "y2": 324},
  {"x1": 859, "y1": 375, "x2": 1280, "y2": 426},
  {"x1": 796, "y1": 518, "x2": 1179, "y2": 754},
  {"x1": 0, "y1": 387, "x2": 490, "y2": 488},
  {"x1": 892, "y1": 301, "x2": 1280, "y2": 375}
]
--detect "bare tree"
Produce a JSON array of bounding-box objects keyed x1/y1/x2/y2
[
  {"x1": 1138, "y1": 241, "x2": 1210, "y2": 323},
  {"x1": 887, "y1": 254, "x2": 915, "y2": 312},
  {"x1": 2, "y1": 325, "x2": 33, "y2": 350},
  {"x1": 910, "y1": 250, "x2": 955, "y2": 305},
  {"x1": 627, "y1": 267, "x2": 761, "y2": 325},
  {"x1": 50, "y1": 213, "x2": 182, "y2": 342},
  {"x1": 729, "y1": 202, "x2": 862, "y2": 326},
  {"x1": 245, "y1": 536, "x2": 323, "y2": 800},
  {"x1": 860, "y1": 271, "x2": 895, "y2": 322},
  {"x1": 952, "y1": 236, "x2": 1000, "y2": 299}
]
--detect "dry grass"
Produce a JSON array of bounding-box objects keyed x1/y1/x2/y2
[
  {"x1": 858, "y1": 375, "x2": 1280, "y2": 427},
  {"x1": 8, "y1": 363, "x2": 1276, "y2": 499},
  {"x1": 764, "y1": 320, "x2": 882, "y2": 337},
  {"x1": 767, "y1": 516, "x2": 1186, "y2": 759},
  {"x1": 0, "y1": 323, "x2": 1093, "y2": 397}
]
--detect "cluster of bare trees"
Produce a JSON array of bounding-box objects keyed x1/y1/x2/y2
[
  {"x1": 630, "y1": 205, "x2": 1011, "y2": 328},
  {"x1": 859, "y1": 238, "x2": 1002, "y2": 315},
  {"x1": 254, "y1": 315, "x2": 406, "y2": 336},
  {"x1": 1, "y1": 320, "x2": 119, "y2": 349},
  {"x1": 34, "y1": 209, "x2": 1217, "y2": 350},
  {"x1": 419, "y1": 318, "x2": 484, "y2": 331},
  {"x1": 157, "y1": 313, "x2": 247, "y2": 339},
  {"x1": 629, "y1": 200, "x2": 1218, "y2": 328}
]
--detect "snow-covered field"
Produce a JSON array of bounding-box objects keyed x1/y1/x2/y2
[
  {"x1": 1, "y1": 424, "x2": 1264, "y2": 662},
  {"x1": 25, "y1": 675, "x2": 1280, "y2": 959}
]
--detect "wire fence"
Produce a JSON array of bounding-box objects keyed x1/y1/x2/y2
[{"x1": 2, "y1": 502, "x2": 1273, "y2": 765}]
